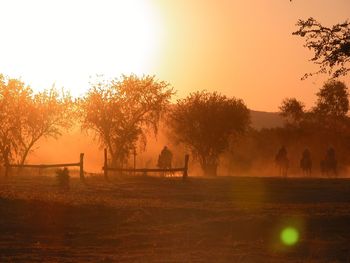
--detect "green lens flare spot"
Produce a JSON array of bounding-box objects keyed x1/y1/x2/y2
[{"x1": 280, "y1": 227, "x2": 299, "y2": 246}]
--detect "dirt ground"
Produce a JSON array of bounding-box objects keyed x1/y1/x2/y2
[{"x1": 1, "y1": 175, "x2": 350, "y2": 262}]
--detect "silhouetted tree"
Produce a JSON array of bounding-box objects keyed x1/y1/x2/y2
[
  {"x1": 0, "y1": 74, "x2": 73, "y2": 166},
  {"x1": 168, "y1": 91, "x2": 250, "y2": 176},
  {"x1": 279, "y1": 81, "x2": 349, "y2": 133},
  {"x1": 18, "y1": 87, "x2": 73, "y2": 164},
  {"x1": 293, "y1": 18, "x2": 350, "y2": 78},
  {"x1": 314, "y1": 80, "x2": 349, "y2": 118},
  {"x1": 80, "y1": 75, "x2": 173, "y2": 167},
  {"x1": 279, "y1": 98, "x2": 305, "y2": 126},
  {"x1": 312, "y1": 80, "x2": 349, "y2": 133},
  {"x1": 0, "y1": 75, "x2": 29, "y2": 166}
]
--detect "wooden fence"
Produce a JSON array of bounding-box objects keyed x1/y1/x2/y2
[
  {"x1": 6, "y1": 153, "x2": 85, "y2": 180},
  {"x1": 103, "y1": 149, "x2": 189, "y2": 179}
]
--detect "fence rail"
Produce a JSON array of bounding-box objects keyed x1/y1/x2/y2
[
  {"x1": 104, "y1": 167, "x2": 186, "y2": 173},
  {"x1": 103, "y1": 149, "x2": 189, "y2": 179},
  {"x1": 4, "y1": 150, "x2": 189, "y2": 181},
  {"x1": 6, "y1": 153, "x2": 85, "y2": 180},
  {"x1": 9, "y1": 163, "x2": 81, "y2": 168}
]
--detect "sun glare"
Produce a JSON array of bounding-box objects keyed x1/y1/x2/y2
[{"x1": 0, "y1": 0, "x2": 162, "y2": 96}]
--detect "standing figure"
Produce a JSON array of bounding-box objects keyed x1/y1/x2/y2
[
  {"x1": 157, "y1": 146, "x2": 173, "y2": 177},
  {"x1": 275, "y1": 146, "x2": 289, "y2": 177},
  {"x1": 300, "y1": 148, "x2": 312, "y2": 176}
]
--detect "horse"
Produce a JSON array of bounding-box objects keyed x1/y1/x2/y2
[
  {"x1": 275, "y1": 147, "x2": 289, "y2": 177},
  {"x1": 157, "y1": 146, "x2": 174, "y2": 177},
  {"x1": 322, "y1": 158, "x2": 337, "y2": 177},
  {"x1": 300, "y1": 149, "x2": 312, "y2": 176},
  {"x1": 321, "y1": 148, "x2": 337, "y2": 177}
]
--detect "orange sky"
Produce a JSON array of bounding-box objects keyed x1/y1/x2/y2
[
  {"x1": 0, "y1": 0, "x2": 350, "y2": 111},
  {"x1": 153, "y1": 0, "x2": 350, "y2": 111}
]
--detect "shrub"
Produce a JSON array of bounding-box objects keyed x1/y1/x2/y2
[{"x1": 56, "y1": 167, "x2": 70, "y2": 189}]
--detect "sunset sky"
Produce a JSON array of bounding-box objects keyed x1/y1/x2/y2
[{"x1": 0, "y1": 0, "x2": 349, "y2": 111}]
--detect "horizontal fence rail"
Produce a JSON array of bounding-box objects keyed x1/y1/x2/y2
[
  {"x1": 6, "y1": 153, "x2": 85, "y2": 181},
  {"x1": 104, "y1": 167, "x2": 186, "y2": 173},
  {"x1": 3, "y1": 150, "x2": 189, "y2": 182},
  {"x1": 103, "y1": 149, "x2": 189, "y2": 179},
  {"x1": 9, "y1": 163, "x2": 81, "y2": 168}
]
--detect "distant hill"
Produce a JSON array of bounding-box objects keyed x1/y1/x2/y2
[{"x1": 250, "y1": 110, "x2": 284, "y2": 130}]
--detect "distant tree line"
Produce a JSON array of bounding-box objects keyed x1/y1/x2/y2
[{"x1": 224, "y1": 80, "x2": 350, "y2": 177}]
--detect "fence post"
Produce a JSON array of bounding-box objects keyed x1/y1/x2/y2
[
  {"x1": 183, "y1": 154, "x2": 189, "y2": 179},
  {"x1": 104, "y1": 148, "x2": 108, "y2": 180},
  {"x1": 80, "y1": 153, "x2": 85, "y2": 181}
]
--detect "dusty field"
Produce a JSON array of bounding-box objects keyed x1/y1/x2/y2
[{"x1": 1, "y1": 175, "x2": 350, "y2": 262}]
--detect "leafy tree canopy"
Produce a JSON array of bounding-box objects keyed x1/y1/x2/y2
[
  {"x1": 80, "y1": 74, "x2": 174, "y2": 166},
  {"x1": 279, "y1": 98, "x2": 305, "y2": 126},
  {"x1": 293, "y1": 18, "x2": 350, "y2": 78},
  {"x1": 168, "y1": 91, "x2": 250, "y2": 176},
  {"x1": 0, "y1": 74, "x2": 73, "y2": 165},
  {"x1": 314, "y1": 80, "x2": 349, "y2": 118}
]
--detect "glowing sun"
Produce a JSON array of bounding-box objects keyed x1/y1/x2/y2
[{"x1": 0, "y1": 0, "x2": 162, "y2": 96}]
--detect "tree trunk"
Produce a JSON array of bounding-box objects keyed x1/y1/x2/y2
[
  {"x1": 3, "y1": 146, "x2": 10, "y2": 177},
  {"x1": 20, "y1": 147, "x2": 31, "y2": 165},
  {"x1": 20, "y1": 137, "x2": 40, "y2": 165}
]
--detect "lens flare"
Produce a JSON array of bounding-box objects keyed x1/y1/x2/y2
[{"x1": 280, "y1": 227, "x2": 299, "y2": 246}]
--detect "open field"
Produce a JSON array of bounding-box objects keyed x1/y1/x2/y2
[{"x1": 1, "y1": 175, "x2": 350, "y2": 262}]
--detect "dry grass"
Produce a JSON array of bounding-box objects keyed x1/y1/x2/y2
[{"x1": 1, "y1": 175, "x2": 350, "y2": 262}]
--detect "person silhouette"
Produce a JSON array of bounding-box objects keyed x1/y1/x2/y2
[{"x1": 157, "y1": 146, "x2": 173, "y2": 176}]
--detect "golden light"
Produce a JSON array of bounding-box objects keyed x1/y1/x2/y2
[{"x1": 0, "y1": 0, "x2": 162, "y2": 96}]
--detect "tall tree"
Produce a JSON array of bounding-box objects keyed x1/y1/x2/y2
[
  {"x1": 313, "y1": 80, "x2": 349, "y2": 133},
  {"x1": 0, "y1": 75, "x2": 30, "y2": 166},
  {"x1": 168, "y1": 91, "x2": 250, "y2": 177},
  {"x1": 18, "y1": 88, "x2": 73, "y2": 164},
  {"x1": 293, "y1": 18, "x2": 350, "y2": 78},
  {"x1": 0, "y1": 74, "x2": 73, "y2": 166},
  {"x1": 279, "y1": 98, "x2": 305, "y2": 126},
  {"x1": 314, "y1": 80, "x2": 349, "y2": 118},
  {"x1": 80, "y1": 74, "x2": 173, "y2": 166}
]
